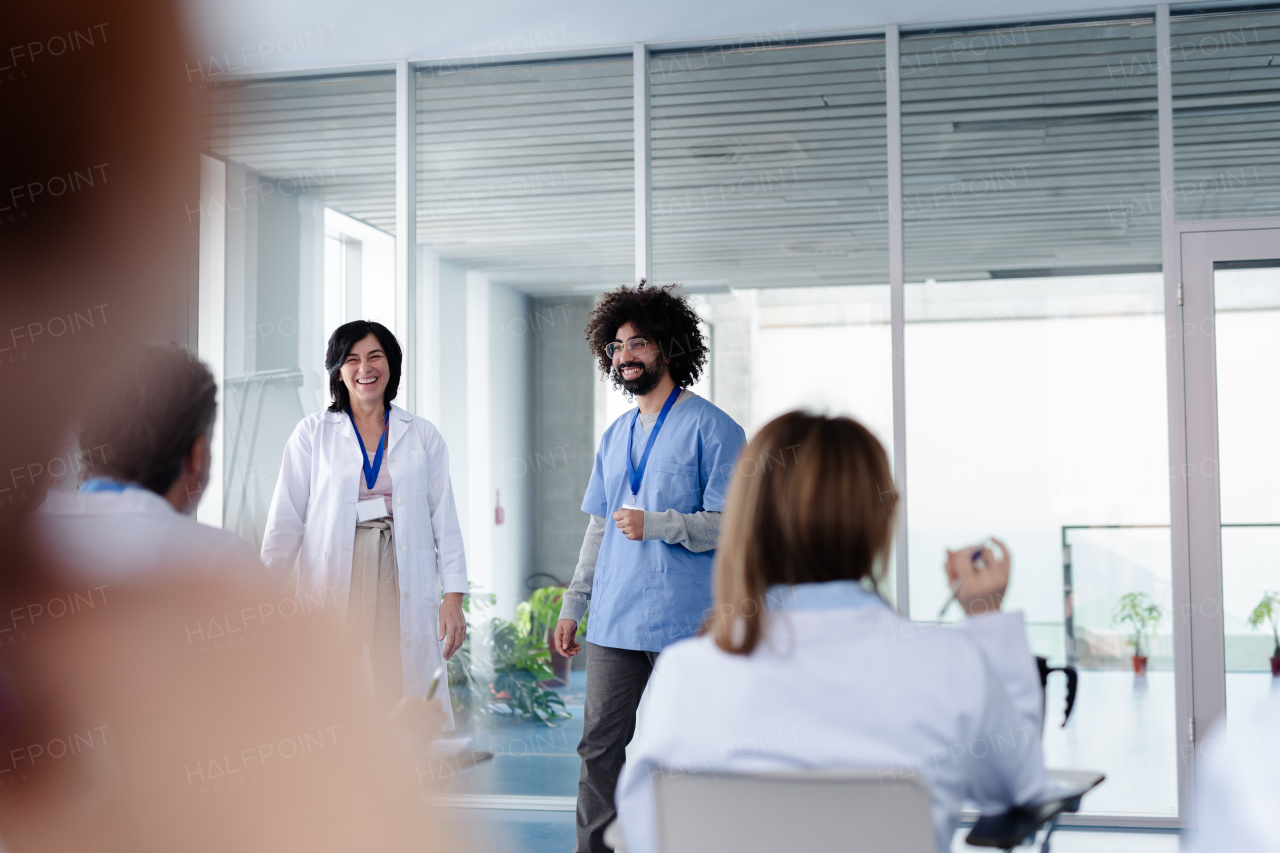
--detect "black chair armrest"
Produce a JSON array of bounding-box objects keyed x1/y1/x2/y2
[
  {"x1": 965, "y1": 799, "x2": 1067, "y2": 848},
  {"x1": 964, "y1": 770, "x2": 1105, "y2": 850}
]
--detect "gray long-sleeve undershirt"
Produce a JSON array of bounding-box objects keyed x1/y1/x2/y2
[
  {"x1": 557, "y1": 392, "x2": 722, "y2": 624},
  {"x1": 557, "y1": 510, "x2": 723, "y2": 625}
]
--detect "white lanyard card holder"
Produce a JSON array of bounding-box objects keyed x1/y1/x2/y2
[{"x1": 356, "y1": 497, "x2": 389, "y2": 523}]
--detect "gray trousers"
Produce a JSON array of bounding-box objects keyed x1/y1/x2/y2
[{"x1": 575, "y1": 642, "x2": 659, "y2": 853}]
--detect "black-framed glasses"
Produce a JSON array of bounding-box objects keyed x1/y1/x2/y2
[{"x1": 605, "y1": 337, "x2": 650, "y2": 359}]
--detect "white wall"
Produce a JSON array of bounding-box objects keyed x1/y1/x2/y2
[
  {"x1": 465, "y1": 271, "x2": 492, "y2": 608},
  {"x1": 297, "y1": 196, "x2": 328, "y2": 416},
  {"x1": 181, "y1": 0, "x2": 1170, "y2": 77},
  {"x1": 197, "y1": 154, "x2": 227, "y2": 529},
  {"x1": 488, "y1": 281, "x2": 534, "y2": 620},
  {"x1": 423, "y1": 260, "x2": 534, "y2": 620},
  {"x1": 433, "y1": 257, "x2": 470, "y2": 572}
]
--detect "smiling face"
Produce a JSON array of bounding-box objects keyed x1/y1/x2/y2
[
  {"x1": 612, "y1": 321, "x2": 667, "y2": 396},
  {"x1": 339, "y1": 333, "x2": 388, "y2": 408}
]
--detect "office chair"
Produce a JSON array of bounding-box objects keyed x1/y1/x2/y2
[
  {"x1": 603, "y1": 767, "x2": 1104, "y2": 853},
  {"x1": 652, "y1": 769, "x2": 937, "y2": 853}
]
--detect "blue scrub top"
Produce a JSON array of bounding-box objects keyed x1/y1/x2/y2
[{"x1": 582, "y1": 393, "x2": 746, "y2": 652}]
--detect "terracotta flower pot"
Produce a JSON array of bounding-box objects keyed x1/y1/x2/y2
[
  {"x1": 1131, "y1": 655, "x2": 1148, "y2": 675},
  {"x1": 1270, "y1": 655, "x2": 1280, "y2": 677}
]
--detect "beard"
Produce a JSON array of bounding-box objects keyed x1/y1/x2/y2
[{"x1": 615, "y1": 359, "x2": 665, "y2": 397}]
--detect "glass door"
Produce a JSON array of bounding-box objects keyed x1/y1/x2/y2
[{"x1": 1178, "y1": 225, "x2": 1280, "y2": 754}]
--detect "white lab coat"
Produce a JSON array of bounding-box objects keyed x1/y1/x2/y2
[
  {"x1": 260, "y1": 404, "x2": 468, "y2": 726},
  {"x1": 1183, "y1": 689, "x2": 1280, "y2": 853},
  {"x1": 35, "y1": 488, "x2": 261, "y2": 580},
  {"x1": 616, "y1": 606, "x2": 1046, "y2": 853}
]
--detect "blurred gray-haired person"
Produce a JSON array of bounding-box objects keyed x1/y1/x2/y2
[{"x1": 34, "y1": 344, "x2": 260, "y2": 579}]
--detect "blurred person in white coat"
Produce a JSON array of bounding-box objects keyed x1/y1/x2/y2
[
  {"x1": 261, "y1": 320, "x2": 468, "y2": 722},
  {"x1": 36, "y1": 345, "x2": 260, "y2": 579},
  {"x1": 615, "y1": 411, "x2": 1046, "y2": 853},
  {"x1": 1183, "y1": 688, "x2": 1280, "y2": 852}
]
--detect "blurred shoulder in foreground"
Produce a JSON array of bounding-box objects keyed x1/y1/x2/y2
[
  {"x1": 0, "y1": 1, "x2": 463, "y2": 850},
  {"x1": 0, "y1": 572, "x2": 455, "y2": 852}
]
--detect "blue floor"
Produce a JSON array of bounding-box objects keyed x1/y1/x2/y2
[
  {"x1": 452, "y1": 809, "x2": 576, "y2": 853},
  {"x1": 432, "y1": 669, "x2": 1277, "y2": 814},
  {"x1": 430, "y1": 669, "x2": 586, "y2": 796}
]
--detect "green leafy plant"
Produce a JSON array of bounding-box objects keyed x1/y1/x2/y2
[
  {"x1": 1248, "y1": 591, "x2": 1280, "y2": 658},
  {"x1": 1113, "y1": 592, "x2": 1163, "y2": 657},
  {"x1": 463, "y1": 584, "x2": 496, "y2": 616},
  {"x1": 489, "y1": 619, "x2": 570, "y2": 724},
  {"x1": 445, "y1": 584, "x2": 571, "y2": 726},
  {"x1": 514, "y1": 585, "x2": 588, "y2": 641}
]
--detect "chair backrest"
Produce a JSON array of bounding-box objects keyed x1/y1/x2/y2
[{"x1": 652, "y1": 768, "x2": 936, "y2": 853}]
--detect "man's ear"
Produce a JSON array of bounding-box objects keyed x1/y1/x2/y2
[{"x1": 187, "y1": 433, "x2": 210, "y2": 480}]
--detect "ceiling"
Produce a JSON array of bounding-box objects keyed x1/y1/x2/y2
[
  {"x1": 202, "y1": 8, "x2": 1280, "y2": 297},
  {"x1": 415, "y1": 56, "x2": 635, "y2": 295}
]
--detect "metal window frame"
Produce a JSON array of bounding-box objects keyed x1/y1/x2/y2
[
  {"x1": 1169, "y1": 217, "x2": 1280, "y2": 831},
  {"x1": 886, "y1": 25, "x2": 910, "y2": 617},
  {"x1": 395, "y1": 58, "x2": 417, "y2": 412}
]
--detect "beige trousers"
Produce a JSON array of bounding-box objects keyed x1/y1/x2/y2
[{"x1": 348, "y1": 518, "x2": 403, "y2": 714}]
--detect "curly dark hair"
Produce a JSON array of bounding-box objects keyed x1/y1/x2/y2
[{"x1": 585, "y1": 282, "x2": 708, "y2": 390}]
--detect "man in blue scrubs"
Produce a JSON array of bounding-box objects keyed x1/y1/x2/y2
[{"x1": 554, "y1": 282, "x2": 746, "y2": 853}]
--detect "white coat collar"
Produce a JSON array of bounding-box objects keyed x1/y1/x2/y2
[
  {"x1": 386, "y1": 404, "x2": 413, "y2": 454},
  {"x1": 324, "y1": 404, "x2": 414, "y2": 454},
  {"x1": 41, "y1": 486, "x2": 177, "y2": 518}
]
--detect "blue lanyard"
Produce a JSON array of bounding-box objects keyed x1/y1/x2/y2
[
  {"x1": 348, "y1": 408, "x2": 389, "y2": 490},
  {"x1": 626, "y1": 386, "x2": 682, "y2": 497},
  {"x1": 80, "y1": 478, "x2": 141, "y2": 493}
]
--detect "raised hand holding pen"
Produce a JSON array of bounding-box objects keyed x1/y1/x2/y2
[{"x1": 944, "y1": 537, "x2": 1010, "y2": 616}]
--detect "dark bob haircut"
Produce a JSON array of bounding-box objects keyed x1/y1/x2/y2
[
  {"x1": 584, "y1": 282, "x2": 708, "y2": 391},
  {"x1": 325, "y1": 320, "x2": 402, "y2": 413},
  {"x1": 78, "y1": 345, "x2": 218, "y2": 496}
]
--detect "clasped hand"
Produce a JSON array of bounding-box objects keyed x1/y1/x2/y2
[{"x1": 612, "y1": 508, "x2": 644, "y2": 540}]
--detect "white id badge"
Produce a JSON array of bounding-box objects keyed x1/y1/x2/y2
[
  {"x1": 356, "y1": 497, "x2": 389, "y2": 522},
  {"x1": 621, "y1": 497, "x2": 644, "y2": 511}
]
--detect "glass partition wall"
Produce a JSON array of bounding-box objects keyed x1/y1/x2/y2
[
  {"x1": 200, "y1": 73, "x2": 397, "y2": 552},
  {"x1": 648, "y1": 38, "x2": 895, "y2": 597},
  {"x1": 1212, "y1": 266, "x2": 1280, "y2": 725},
  {"x1": 900, "y1": 20, "x2": 1176, "y2": 816},
  {"x1": 648, "y1": 36, "x2": 892, "y2": 449},
  {"x1": 1170, "y1": 4, "x2": 1280, "y2": 746},
  {"x1": 414, "y1": 56, "x2": 633, "y2": 797},
  {"x1": 189, "y1": 6, "x2": 1280, "y2": 828}
]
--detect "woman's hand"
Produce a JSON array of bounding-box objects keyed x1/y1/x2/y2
[
  {"x1": 554, "y1": 619, "x2": 581, "y2": 657},
  {"x1": 945, "y1": 537, "x2": 1010, "y2": 616},
  {"x1": 438, "y1": 592, "x2": 466, "y2": 660}
]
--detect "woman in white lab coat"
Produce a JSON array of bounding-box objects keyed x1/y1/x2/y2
[
  {"x1": 261, "y1": 320, "x2": 467, "y2": 723},
  {"x1": 615, "y1": 412, "x2": 1046, "y2": 853}
]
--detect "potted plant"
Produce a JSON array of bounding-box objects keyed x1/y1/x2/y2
[
  {"x1": 1113, "y1": 592, "x2": 1162, "y2": 675},
  {"x1": 446, "y1": 585, "x2": 571, "y2": 725},
  {"x1": 515, "y1": 585, "x2": 588, "y2": 687},
  {"x1": 1247, "y1": 591, "x2": 1280, "y2": 677}
]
